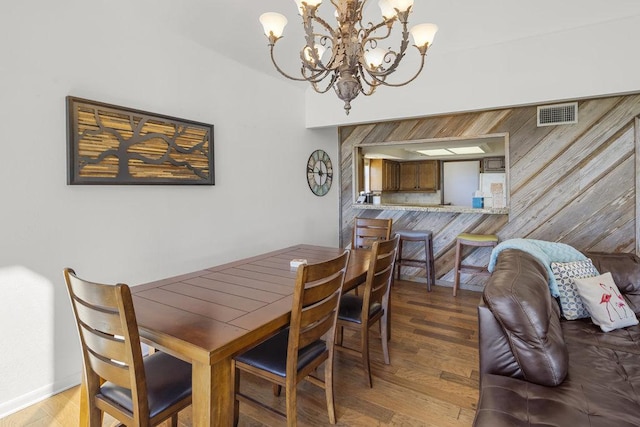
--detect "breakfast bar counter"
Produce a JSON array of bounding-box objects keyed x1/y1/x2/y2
[{"x1": 352, "y1": 203, "x2": 509, "y2": 215}]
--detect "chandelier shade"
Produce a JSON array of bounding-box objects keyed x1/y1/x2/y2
[{"x1": 259, "y1": 0, "x2": 438, "y2": 114}]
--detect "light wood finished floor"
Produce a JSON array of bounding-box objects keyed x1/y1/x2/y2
[{"x1": 0, "y1": 281, "x2": 481, "y2": 427}]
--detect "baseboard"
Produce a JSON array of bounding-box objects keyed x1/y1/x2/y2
[{"x1": 0, "y1": 372, "x2": 80, "y2": 419}]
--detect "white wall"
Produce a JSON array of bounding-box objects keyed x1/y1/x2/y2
[
  {"x1": 0, "y1": 0, "x2": 338, "y2": 416},
  {"x1": 305, "y1": 8, "x2": 640, "y2": 127}
]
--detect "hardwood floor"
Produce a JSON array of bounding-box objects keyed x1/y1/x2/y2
[{"x1": 0, "y1": 280, "x2": 481, "y2": 427}]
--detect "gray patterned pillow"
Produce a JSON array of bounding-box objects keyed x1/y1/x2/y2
[{"x1": 551, "y1": 259, "x2": 599, "y2": 320}]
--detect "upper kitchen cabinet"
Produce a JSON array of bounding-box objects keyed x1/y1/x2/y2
[
  {"x1": 370, "y1": 159, "x2": 400, "y2": 191},
  {"x1": 399, "y1": 160, "x2": 439, "y2": 192}
]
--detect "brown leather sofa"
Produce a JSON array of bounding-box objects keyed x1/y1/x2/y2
[{"x1": 474, "y1": 249, "x2": 640, "y2": 427}]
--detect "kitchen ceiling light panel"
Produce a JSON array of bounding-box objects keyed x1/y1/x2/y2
[
  {"x1": 417, "y1": 149, "x2": 454, "y2": 156},
  {"x1": 448, "y1": 146, "x2": 485, "y2": 154}
]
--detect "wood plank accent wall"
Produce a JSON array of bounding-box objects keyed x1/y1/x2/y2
[{"x1": 339, "y1": 93, "x2": 640, "y2": 291}]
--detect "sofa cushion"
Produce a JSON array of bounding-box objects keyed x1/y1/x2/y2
[
  {"x1": 551, "y1": 259, "x2": 599, "y2": 320},
  {"x1": 574, "y1": 272, "x2": 639, "y2": 332},
  {"x1": 474, "y1": 319, "x2": 640, "y2": 427},
  {"x1": 482, "y1": 249, "x2": 568, "y2": 386}
]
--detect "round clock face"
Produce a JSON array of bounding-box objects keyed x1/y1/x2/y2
[{"x1": 306, "y1": 149, "x2": 333, "y2": 196}]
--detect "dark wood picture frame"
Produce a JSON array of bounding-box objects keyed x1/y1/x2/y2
[{"x1": 66, "y1": 96, "x2": 214, "y2": 185}]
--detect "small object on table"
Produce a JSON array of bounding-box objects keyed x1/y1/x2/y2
[{"x1": 290, "y1": 259, "x2": 307, "y2": 269}]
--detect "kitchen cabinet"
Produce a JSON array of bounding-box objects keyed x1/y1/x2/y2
[
  {"x1": 482, "y1": 156, "x2": 505, "y2": 172},
  {"x1": 399, "y1": 160, "x2": 439, "y2": 192},
  {"x1": 369, "y1": 159, "x2": 400, "y2": 191}
]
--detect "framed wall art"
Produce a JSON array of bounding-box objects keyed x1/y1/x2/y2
[{"x1": 66, "y1": 96, "x2": 214, "y2": 185}]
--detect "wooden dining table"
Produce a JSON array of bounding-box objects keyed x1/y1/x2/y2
[{"x1": 125, "y1": 244, "x2": 369, "y2": 427}]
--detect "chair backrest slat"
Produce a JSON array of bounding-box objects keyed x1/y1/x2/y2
[
  {"x1": 79, "y1": 323, "x2": 129, "y2": 367},
  {"x1": 74, "y1": 302, "x2": 125, "y2": 337},
  {"x1": 301, "y1": 273, "x2": 345, "y2": 306},
  {"x1": 69, "y1": 277, "x2": 120, "y2": 309},
  {"x1": 300, "y1": 293, "x2": 340, "y2": 329},
  {"x1": 86, "y1": 350, "x2": 132, "y2": 389},
  {"x1": 298, "y1": 313, "x2": 336, "y2": 349}
]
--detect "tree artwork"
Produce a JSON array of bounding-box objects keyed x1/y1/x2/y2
[{"x1": 67, "y1": 97, "x2": 214, "y2": 185}]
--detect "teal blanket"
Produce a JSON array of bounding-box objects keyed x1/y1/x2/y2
[{"x1": 488, "y1": 238, "x2": 586, "y2": 297}]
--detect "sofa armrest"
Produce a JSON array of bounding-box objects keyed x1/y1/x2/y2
[
  {"x1": 483, "y1": 249, "x2": 568, "y2": 386},
  {"x1": 478, "y1": 302, "x2": 523, "y2": 381}
]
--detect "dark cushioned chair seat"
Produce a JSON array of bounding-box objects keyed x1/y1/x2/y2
[
  {"x1": 338, "y1": 294, "x2": 382, "y2": 324},
  {"x1": 99, "y1": 351, "x2": 192, "y2": 419},
  {"x1": 234, "y1": 328, "x2": 326, "y2": 377}
]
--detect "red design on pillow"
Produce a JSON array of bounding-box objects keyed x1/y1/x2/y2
[{"x1": 598, "y1": 282, "x2": 632, "y2": 322}]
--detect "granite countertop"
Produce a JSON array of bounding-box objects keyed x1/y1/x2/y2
[{"x1": 352, "y1": 202, "x2": 509, "y2": 215}]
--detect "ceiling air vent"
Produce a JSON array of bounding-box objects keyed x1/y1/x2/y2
[{"x1": 537, "y1": 102, "x2": 578, "y2": 127}]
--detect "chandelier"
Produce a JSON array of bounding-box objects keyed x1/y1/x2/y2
[{"x1": 259, "y1": 0, "x2": 438, "y2": 114}]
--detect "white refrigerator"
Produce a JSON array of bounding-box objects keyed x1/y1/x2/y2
[
  {"x1": 443, "y1": 161, "x2": 480, "y2": 207},
  {"x1": 479, "y1": 173, "x2": 507, "y2": 208}
]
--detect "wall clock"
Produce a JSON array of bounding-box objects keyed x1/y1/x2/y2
[{"x1": 306, "y1": 149, "x2": 333, "y2": 196}]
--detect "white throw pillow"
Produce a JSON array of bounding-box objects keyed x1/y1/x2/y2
[
  {"x1": 573, "y1": 272, "x2": 639, "y2": 332},
  {"x1": 551, "y1": 260, "x2": 599, "y2": 320}
]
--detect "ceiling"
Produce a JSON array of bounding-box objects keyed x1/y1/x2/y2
[
  {"x1": 359, "y1": 135, "x2": 506, "y2": 161},
  {"x1": 171, "y1": 0, "x2": 640, "y2": 91}
]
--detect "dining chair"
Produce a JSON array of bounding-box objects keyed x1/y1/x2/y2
[
  {"x1": 335, "y1": 234, "x2": 400, "y2": 387},
  {"x1": 63, "y1": 268, "x2": 192, "y2": 427},
  {"x1": 351, "y1": 217, "x2": 392, "y2": 296},
  {"x1": 352, "y1": 217, "x2": 393, "y2": 249},
  {"x1": 233, "y1": 250, "x2": 350, "y2": 426}
]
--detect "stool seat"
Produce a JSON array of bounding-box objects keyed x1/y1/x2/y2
[
  {"x1": 457, "y1": 233, "x2": 498, "y2": 244},
  {"x1": 396, "y1": 230, "x2": 433, "y2": 240},
  {"x1": 395, "y1": 230, "x2": 435, "y2": 291},
  {"x1": 453, "y1": 233, "x2": 498, "y2": 296}
]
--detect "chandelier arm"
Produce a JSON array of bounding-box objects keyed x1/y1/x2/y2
[
  {"x1": 384, "y1": 21, "x2": 411, "y2": 70},
  {"x1": 358, "y1": 64, "x2": 382, "y2": 96},
  {"x1": 302, "y1": 67, "x2": 334, "y2": 84},
  {"x1": 366, "y1": 50, "x2": 427, "y2": 87},
  {"x1": 317, "y1": 44, "x2": 341, "y2": 73},
  {"x1": 309, "y1": 14, "x2": 337, "y2": 39},
  {"x1": 310, "y1": 72, "x2": 339, "y2": 94},
  {"x1": 268, "y1": 45, "x2": 317, "y2": 82},
  {"x1": 362, "y1": 18, "x2": 394, "y2": 42}
]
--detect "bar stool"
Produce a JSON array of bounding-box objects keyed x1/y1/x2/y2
[
  {"x1": 395, "y1": 230, "x2": 435, "y2": 291},
  {"x1": 453, "y1": 233, "x2": 498, "y2": 296}
]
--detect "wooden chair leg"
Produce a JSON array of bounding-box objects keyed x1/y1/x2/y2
[
  {"x1": 325, "y1": 357, "x2": 337, "y2": 424},
  {"x1": 336, "y1": 326, "x2": 344, "y2": 346},
  {"x1": 453, "y1": 239, "x2": 462, "y2": 297},
  {"x1": 428, "y1": 237, "x2": 435, "y2": 291},
  {"x1": 395, "y1": 239, "x2": 404, "y2": 281},
  {"x1": 233, "y1": 366, "x2": 240, "y2": 427},
  {"x1": 272, "y1": 384, "x2": 282, "y2": 396},
  {"x1": 386, "y1": 294, "x2": 392, "y2": 342},
  {"x1": 170, "y1": 414, "x2": 178, "y2": 427},
  {"x1": 285, "y1": 383, "x2": 297, "y2": 427},
  {"x1": 381, "y1": 315, "x2": 390, "y2": 365},
  {"x1": 361, "y1": 327, "x2": 372, "y2": 388}
]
